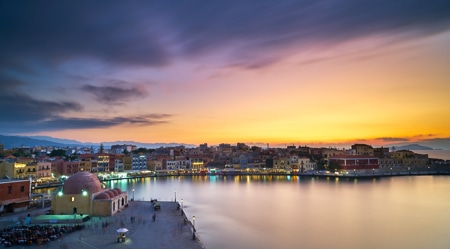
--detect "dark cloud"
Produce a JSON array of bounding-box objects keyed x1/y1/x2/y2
[
  {"x1": 158, "y1": 0, "x2": 450, "y2": 66},
  {"x1": 0, "y1": 2, "x2": 170, "y2": 68},
  {"x1": 0, "y1": 114, "x2": 171, "y2": 134},
  {"x1": 1, "y1": 1, "x2": 449, "y2": 69},
  {"x1": 0, "y1": 91, "x2": 83, "y2": 125},
  {"x1": 0, "y1": 78, "x2": 170, "y2": 133},
  {"x1": 81, "y1": 83, "x2": 149, "y2": 105},
  {"x1": 377, "y1": 137, "x2": 410, "y2": 142}
]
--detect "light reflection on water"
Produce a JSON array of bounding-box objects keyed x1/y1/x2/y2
[{"x1": 105, "y1": 175, "x2": 450, "y2": 249}]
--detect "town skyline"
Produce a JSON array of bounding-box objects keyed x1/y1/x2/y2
[{"x1": 1, "y1": 1, "x2": 449, "y2": 147}]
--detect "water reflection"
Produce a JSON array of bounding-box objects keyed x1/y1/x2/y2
[{"x1": 93, "y1": 176, "x2": 450, "y2": 249}]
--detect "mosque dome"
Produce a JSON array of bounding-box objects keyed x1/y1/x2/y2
[
  {"x1": 114, "y1": 188, "x2": 123, "y2": 194},
  {"x1": 95, "y1": 192, "x2": 110, "y2": 200},
  {"x1": 105, "y1": 190, "x2": 115, "y2": 198},
  {"x1": 111, "y1": 189, "x2": 119, "y2": 196},
  {"x1": 63, "y1": 171, "x2": 102, "y2": 195}
]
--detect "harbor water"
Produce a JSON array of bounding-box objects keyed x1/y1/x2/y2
[{"x1": 106, "y1": 175, "x2": 450, "y2": 249}]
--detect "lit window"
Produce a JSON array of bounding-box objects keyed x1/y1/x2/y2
[{"x1": 71, "y1": 196, "x2": 75, "y2": 202}]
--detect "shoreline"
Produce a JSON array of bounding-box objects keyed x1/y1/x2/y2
[{"x1": 33, "y1": 164, "x2": 450, "y2": 189}]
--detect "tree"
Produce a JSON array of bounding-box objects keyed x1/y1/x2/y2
[
  {"x1": 49, "y1": 149, "x2": 67, "y2": 157},
  {"x1": 328, "y1": 160, "x2": 341, "y2": 172}
]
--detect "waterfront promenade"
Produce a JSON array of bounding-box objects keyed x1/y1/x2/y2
[{"x1": 0, "y1": 201, "x2": 204, "y2": 249}]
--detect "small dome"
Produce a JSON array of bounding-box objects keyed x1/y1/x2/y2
[
  {"x1": 111, "y1": 189, "x2": 119, "y2": 196},
  {"x1": 105, "y1": 190, "x2": 115, "y2": 198},
  {"x1": 63, "y1": 172, "x2": 102, "y2": 195},
  {"x1": 114, "y1": 188, "x2": 123, "y2": 194},
  {"x1": 95, "y1": 192, "x2": 110, "y2": 200}
]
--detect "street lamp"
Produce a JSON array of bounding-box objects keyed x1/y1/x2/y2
[
  {"x1": 390, "y1": 167, "x2": 392, "y2": 175},
  {"x1": 372, "y1": 168, "x2": 374, "y2": 175},
  {"x1": 132, "y1": 188, "x2": 135, "y2": 201},
  {"x1": 174, "y1": 189, "x2": 177, "y2": 202},
  {"x1": 192, "y1": 216, "x2": 196, "y2": 240}
]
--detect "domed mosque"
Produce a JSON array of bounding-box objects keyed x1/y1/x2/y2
[{"x1": 52, "y1": 172, "x2": 128, "y2": 216}]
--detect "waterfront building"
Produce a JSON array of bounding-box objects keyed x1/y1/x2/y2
[
  {"x1": 78, "y1": 160, "x2": 91, "y2": 172},
  {"x1": 322, "y1": 148, "x2": 347, "y2": 160},
  {"x1": 166, "y1": 157, "x2": 190, "y2": 171},
  {"x1": 247, "y1": 158, "x2": 265, "y2": 170},
  {"x1": 273, "y1": 156, "x2": 291, "y2": 172},
  {"x1": 96, "y1": 153, "x2": 110, "y2": 172},
  {"x1": 114, "y1": 159, "x2": 124, "y2": 172},
  {"x1": 52, "y1": 171, "x2": 128, "y2": 216},
  {"x1": 373, "y1": 147, "x2": 390, "y2": 158},
  {"x1": 50, "y1": 158, "x2": 64, "y2": 177},
  {"x1": 132, "y1": 154, "x2": 147, "y2": 171},
  {"x1": 378, "y1": 158, "x2": 403, "y2": 168},
  {"x1": 190, "y1": 156, "x2": 210, "y2": 172},
  {"x1": 25, "y1": 162, "x2": 37, "y2": 179},
  {"x1": 36, "y1": 161, "x2": 52, "y2": 179},
  {"x1": 391, "y1": 150, "x2": 416, "y2": 159},
  {"x1": 0, "y1": 160, "x2": 27, "y2": 179},
  {"x1": 61, "y1": 161, "x2": 80, "y2": 175},
  {"x1": 329, "y1": 155, "x2": 379, "y2": 170},
  {"x1": 123, "y1": 155, "x2": 132, "y2": 171},
  {"x1": 351, "y1": 144, "x2": 374, "y2": 156},
  {"x1": 298, "y1": 157, "x2": 316, "y2": 172},
  {"x1": 0, "y1": 179, "x2": 31, "y2": 214}
]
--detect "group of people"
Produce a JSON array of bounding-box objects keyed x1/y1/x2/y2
[{"x1": 0, "y1": 224, "x2": 84, "y2": 247}]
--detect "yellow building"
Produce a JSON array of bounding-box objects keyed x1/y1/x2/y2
[
  {"x1": 0, "y1": 161, "x2": 27, "y2": 179},
  {"x1": 52, "y1": 172, "x2": 128, "y2": 216},
  {"x1": 123, "y1": 156, "x2": 132, "y2": 171},
  {"x1": 25, "y1": 163, "x2": 37, "y2": 179}
]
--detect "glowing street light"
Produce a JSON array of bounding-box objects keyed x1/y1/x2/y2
[
  {"x1": 174, "y1": 189, "x2": 177, "y2": 202},
  {"x1": 132, "y1": 188, "x2": 135, "y2": 201}
]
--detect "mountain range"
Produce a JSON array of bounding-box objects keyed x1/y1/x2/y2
[{"x1": 0, "y1": 135, "x2": 195, "y2": 150}]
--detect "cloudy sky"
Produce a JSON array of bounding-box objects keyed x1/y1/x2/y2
[{"x1": 1, "y1": 1, "x2": 449, "y2": 147}]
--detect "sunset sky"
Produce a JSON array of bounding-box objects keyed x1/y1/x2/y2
[{"x1": 1, "y1": 1, "x2": 449, "y2": 148}]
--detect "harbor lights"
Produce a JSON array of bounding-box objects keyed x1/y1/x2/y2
[{"x1": 192, "y1": 216, "x2": 196, "y2": 240}]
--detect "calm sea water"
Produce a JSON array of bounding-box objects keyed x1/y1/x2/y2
[{"x1": 106, "y1": 175, "x2": 450, "y2": 249}]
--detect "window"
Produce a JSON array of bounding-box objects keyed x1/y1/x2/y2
[
  {"x1": 71, "y1": 196, "x2": 75, "y2": 202},
  {"x1": 8, "y1": 186, "x2": 12, "y2": 194},
  {"x1": 20, "y1": 186, "x2": 25, "y2": 192}
]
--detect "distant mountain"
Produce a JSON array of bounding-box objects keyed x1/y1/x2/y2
[
  {"x1": 27, "y1": 136, "x2": 87, "y2": 145},
  {"x1": 393, "y1": 144, "x2": 434, "y2": 150},
  {"x1": 100, "y1": 141, "x2": 196, "y2": 149},
  {"x1": 0, "y1": 135, "x2": 195, "y2": 149},
  {"x1": 0, "y1": 135, "x2": 69, "y2": 149}
]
